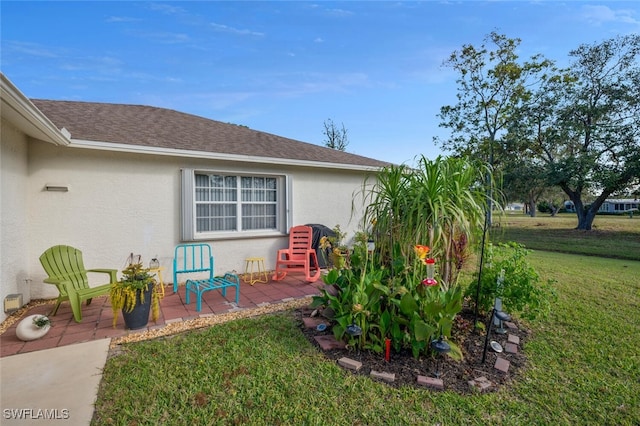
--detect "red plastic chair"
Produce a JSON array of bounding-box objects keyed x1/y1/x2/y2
[{"x1": 272, "y1": 225, "x2": 321, "y2": 282}]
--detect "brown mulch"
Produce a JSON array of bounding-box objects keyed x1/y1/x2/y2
[{"x1": 295, "y1": 306, "x2": 531, "y2": 394}]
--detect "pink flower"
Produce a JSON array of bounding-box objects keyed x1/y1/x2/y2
[{"x1": 422, "y1": 278, "x2": 438, "y2": 287}]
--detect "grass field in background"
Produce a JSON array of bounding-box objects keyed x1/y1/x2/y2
[
  {"x1": 92, "y1": 216, "x2": 640, "y2": 425},
  {"x1": 491, "y1": 213, "x2": 640, "y2": 261}
]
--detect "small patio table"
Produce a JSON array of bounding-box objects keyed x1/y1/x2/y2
[{"x1": 243, "y1": 257, "x2": 269, "y2": 285}]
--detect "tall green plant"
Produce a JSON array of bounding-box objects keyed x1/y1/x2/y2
[{"x1": 361, "y1": 155, "x2": 491, "y2": 290}]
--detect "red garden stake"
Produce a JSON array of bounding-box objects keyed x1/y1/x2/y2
[{"x1": 385, "y1": 338, "x2": 391, "y2": 362}]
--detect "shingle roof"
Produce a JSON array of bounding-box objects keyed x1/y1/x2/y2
[{"x1": 31, "y1": 99, "x2": 389, "y2": 168}]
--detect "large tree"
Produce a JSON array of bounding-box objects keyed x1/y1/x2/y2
[
  {"x1": 511, "y1": 34, "x2": 640, "y2": 230},
  {"x1": 436, "y1": 31, "x2": 553, "y2": 225}
]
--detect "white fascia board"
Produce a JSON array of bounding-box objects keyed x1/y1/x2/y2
[
  {"x1": 0, "y1": 74, "x2": 70, "y2": 146},
  {"x1": 69, "y1": 138, "x2": 384, "y2": 172}
]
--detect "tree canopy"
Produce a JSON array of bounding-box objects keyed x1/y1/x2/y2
[
  {"x1": 436, "y1": 31, "x2": 553, "y2": 225},
  {"x1": 437, "y1": 32, "x2": 640, "y2": 230}
]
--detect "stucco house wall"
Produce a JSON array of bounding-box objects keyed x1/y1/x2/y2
[
  {"x1": 1, "y1": 119, "x2": 31, "y2": 318},
  {"x1": 27, "y1": 140, "x2": 370, "y2": 300}
]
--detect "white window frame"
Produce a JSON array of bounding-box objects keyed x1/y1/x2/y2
[{"x1": 181, "y1": 168, "x2": 290, "y2": 240}]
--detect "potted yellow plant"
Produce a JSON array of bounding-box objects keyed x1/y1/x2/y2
[
  {"x1": 110, "y1": 262, "x2": 162, "y2": 329},
  {"x1": 319, "y1": 224, "x2": 349, "y2": 269}
]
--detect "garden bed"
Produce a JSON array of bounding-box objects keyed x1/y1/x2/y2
[{"x1": 296, "y1": 305, "x2": 531, "y2": 394}]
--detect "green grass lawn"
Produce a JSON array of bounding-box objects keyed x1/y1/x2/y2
[
  {"x1": 92, "y1": 217, "x2": 640, "y2": 425},
  {"x1": 492, "y1": 213, "x2": 640, "y2": 261}
]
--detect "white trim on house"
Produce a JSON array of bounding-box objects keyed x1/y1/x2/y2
[
  {"x1": 1, "y1": 74, "x2": 70, "y2": 147},
  {"x1": 68, "y1": 138, "x2": 382, "y2": 173}
]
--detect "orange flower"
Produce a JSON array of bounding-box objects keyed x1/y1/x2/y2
[{"x1": 414, "y1": 245, "x2": 430, "y2": 260}]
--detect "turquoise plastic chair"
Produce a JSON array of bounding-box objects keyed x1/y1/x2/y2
[
  {"x1": 172, "y1": 243, "x2": 240, "y2": 311},
  {"x1": 172, "y1": 243, "x2": 214, "y2": 293}
]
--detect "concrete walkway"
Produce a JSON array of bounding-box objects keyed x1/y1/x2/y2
[{"x1": 1, "y1": 339, "x2": 110, "y2": 425}]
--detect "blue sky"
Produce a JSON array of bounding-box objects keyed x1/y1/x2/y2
[{"x1": 2, "y1": 1, "x2": 639, "y2": 165}]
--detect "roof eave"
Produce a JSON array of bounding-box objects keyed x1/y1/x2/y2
[
  {"x1": 70, "y1": 139, "x2": 385, "y2": 172},
  {"x1": 1, "y1": 74, "x2": 70, "y2": 146}
]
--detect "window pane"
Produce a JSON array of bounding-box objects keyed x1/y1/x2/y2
[
  {"x1": 266, "y1": 178, "x2": 276, "y2": 189},
  {"x1": 195, "y1": 188, "x2": 207, "y2": 202},
  {"x1": 195, "y1": 174, "x2": 209, "y2": 186},
  {"x1": 194, "y1": 172, "x2": 279, "y2": 233}
]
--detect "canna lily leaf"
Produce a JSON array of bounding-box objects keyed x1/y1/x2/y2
[
  {"x1": 400, "y1": 292, "x2": 418, "y2": 316},
  {"x1": 413, "y1": 318, "x2": 435, "y2": 342}
]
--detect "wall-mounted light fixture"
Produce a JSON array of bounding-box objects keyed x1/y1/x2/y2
[{"x1": 45, "y1": 184, "x2": 69, "y2": 192}]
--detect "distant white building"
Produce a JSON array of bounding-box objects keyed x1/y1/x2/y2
[
  {"x1": 564, "y1": 199, "x2": 639, "y2": 213},
  {"x1": 505, "y1": 203, "x2": 524, "y2": 211},
  {"x1": 598, "y1": 199, "x2": 639, "y2": 213}
]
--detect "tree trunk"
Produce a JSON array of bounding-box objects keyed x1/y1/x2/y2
[
  {"x1": 528, "y1": 197, "x2": 537, "y2": 217},
  {"x1": 576, "y1": 209, "x2": 595, "y2": 230},
  {"x1": 571, "y1": 195, "x2": 587, "y2": 230},
  {"x1": 575, "y1": 192, "x2": 609, "y2": 230},
  {"x1": 560, "y1": 185, "x2": 594, "y2": 230},
  {"x1": 576, "y1": 212, "x2": 587, "y2": 229}
]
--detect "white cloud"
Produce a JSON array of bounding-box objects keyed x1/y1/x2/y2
[
  {"x1": 105, "y1": 16, "x2": 141, "y2": 23},
  {"x1": 147, "y1": 3, "x2": 187, "y2": 16},
  {"x1": 581, "y1": 5, "x2": 640, "y2": 26},
  {"x1": 210, "y1": 23, "x2": 265, "y2": 37},
  {"x1": 324, "y1": 8, "x2": 354, "y2": 18},
  {"x1": 128, "y1": 30, "x2": 191, "y2": 44},
  {"x1": 4, "y1": 41, "x2": 58, "y2": 58},
  {"x1": 266, "y1": 71, "x2": 372, "y2": 97}
]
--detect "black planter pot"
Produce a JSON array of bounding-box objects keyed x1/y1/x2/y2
[{"x1": 122, "y1": 286, "x2": 152, "y2": 330}]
